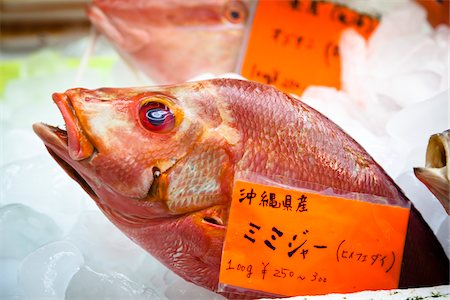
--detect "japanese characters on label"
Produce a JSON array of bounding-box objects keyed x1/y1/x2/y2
[
  {"x1": 219, "y1": 180, "x2": 410, "y2": 297},
  {"x1": 239, "y1": 187, "x2": 308, "y2": 212},
  {"x1": 240, "y1": 0, "x2": 378, "y2": 94}
]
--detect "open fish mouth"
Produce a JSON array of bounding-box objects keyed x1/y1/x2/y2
[
  {"x1": 51, "y1": 92, "x2": 95, "y2": 161},
  {"x1": 32, "y1": 122, "x2": 99, "y2": 202},
  {"x1": 32, "y1": 91, "x2": 99, "y2": 201}
]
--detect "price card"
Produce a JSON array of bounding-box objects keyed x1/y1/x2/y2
[
  {"x1": 239, "y1": 0, "x2": 379, "y2": 95},
  {"x1": 219, "y1": 180, "x2": 410, "y2": 297}
]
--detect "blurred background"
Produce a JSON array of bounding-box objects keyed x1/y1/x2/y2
[{"x1": 1, "y1": 0, "x2": 90, "y2": 54}]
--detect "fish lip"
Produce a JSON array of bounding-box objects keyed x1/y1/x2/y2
[
  {"x1": 52, "y1": 92, "x2": 95, "y2": 161},
  {"x1": 32, "y1": 123, "x2": 68, "y2": 152}
]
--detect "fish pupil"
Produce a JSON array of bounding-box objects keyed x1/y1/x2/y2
[
  {"x1": 146, "y1": 108, "x2": 169, "y2": 126},
  {"x1": 230, "y1": 11, "x2": 240, "y2": 20},
  {"x1": 224, "y1": 0, "x2": 247, "y2": 24}
]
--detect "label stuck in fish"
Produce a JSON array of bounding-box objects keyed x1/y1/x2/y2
[
  {"x1": 218, "y1": 180, "x2": 410, "y2": 297},
  {"x1": 239, "y1": 0, "x2": 379, "y2": 95}
]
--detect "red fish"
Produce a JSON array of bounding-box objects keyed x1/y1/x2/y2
[
  {"x1": 33, "y1": 79, "x2": 448, "y2": 297},
  {"x1": 87, "y1": 0, "x2": 249, "y2": 84}
]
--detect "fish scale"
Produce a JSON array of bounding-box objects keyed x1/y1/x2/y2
[{"x1": 215, "y1": 79, "x2": 396, "y2": 202}]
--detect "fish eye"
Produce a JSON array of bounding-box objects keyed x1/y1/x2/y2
[
  {"x1": 224, "y1": 0, "x2": 247, "y2": 24},
  {"x1": 139, "y1": 101, "x2": 175, "y2": 133}
]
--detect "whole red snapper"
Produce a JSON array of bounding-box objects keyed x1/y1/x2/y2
[
  {"x1": 87, "y1": 0, "x2": 249, "y2": 84},
  {"x1": 33, "y1": 79, "x2": 449, "y2": 297}
]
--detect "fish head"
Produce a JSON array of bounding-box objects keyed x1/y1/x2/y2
[
  {"x1": 33, "y1": 81, "x2": 239, "y2": 290},
  {"x1": 414, "y1": 130, "x2": 450, "y2": 214},
  {"x1": 87, "y1": 0, "x2": 250, "y2": 83}
]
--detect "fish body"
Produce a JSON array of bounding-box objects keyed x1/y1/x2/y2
[
  {"x1": 33, "y1": 79, "x2": 449, "y2": 297},
  {"x1": 87, "y1": 0, "x2": 249, "y2": 84},
  {"x1": 415, "y1": 130, "x2": 450, "y2": 214}
]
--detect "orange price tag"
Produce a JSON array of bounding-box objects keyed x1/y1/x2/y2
[
  {"x1": 219, "y1": 180, "x2": 410, "y2": 297},
  {"x1": 240, "y1": 0, "x2": 379, "y2": 95}
]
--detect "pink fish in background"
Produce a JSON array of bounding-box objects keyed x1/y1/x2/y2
[
  {"x1": 87, "y1": 0, "x2": 249, "y2": 84},
  {"x1": 33, "y1": 79, "x2": 449, "y2": 298}
]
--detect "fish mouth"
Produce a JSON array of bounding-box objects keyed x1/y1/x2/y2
[
  {"x1": 51, "y1": 92, "x2": 95, "y2": 161},
  {"x1": 32, "y1": 123, "x2": 99, "y2": 202},
  {"x1": 33, "y1": 91, "x2": 99, "y2": 201}
]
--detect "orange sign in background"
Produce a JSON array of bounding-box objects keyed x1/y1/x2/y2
[
  {"x1": 240, "y1": 0, "x2": 379, "y2": 95},
  {"x1": 416, "y1": 0, "x2": 449, "y2": 27},
  {"x1": 219, "y1": 180, "x2": 410, "y2": 297}
]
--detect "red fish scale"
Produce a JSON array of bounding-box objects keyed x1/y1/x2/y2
[
  {"x1": 167, "y1": 142, "x2": 231, "y2": 213},
  {"x1": 213, "y1": 79, "x2": 405, "y2": 204}
]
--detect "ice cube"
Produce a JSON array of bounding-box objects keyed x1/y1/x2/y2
[
  {"x1": 1, "y1": 128, "x2": 51, "y2": 166},
  {"x1": 65, "y1": 265, "x2": 163, "y2": 300},
  {"x1": 368, "y1": 1, "x2": 432, "y2": 65},
  {"x1": 363, "y1": 1, "x2": 448, "y2": 108},
  {"x1": 385, "y1": 70, "x2": 441, "y2": 107},
  {"x1": 0, "y1": 258, "x2": 22, "y2": 299},
  {"x1": 386, "y1": 90, "x2": 449, "y2": 149},
  {"x1": 18, "y1": 240, "x2": 84, "y2": 299},
  {"x1": 130, "y1": 252, "x2": 176, "y2": 291},
  {"x1": 163, "y1": 269, "x2": 179, "y2": 286},
  {"x1": 0, "y1": 155, "x2": 97, "y2": 234},
  {"x1": 165, "y1": 276, "x2": 226, "y2": 300},
  {"x1": 336, "y1": 1, "x2": 448, "y2": 137},
  {"x1": 339, "y1": 29, "x2": 371, "y2": 108},
  {"x1": 129, "y1": 251, "x2": 219, "y2": 299},
  {"x1": 66, "y1": 210, "x2": 147, "y2": 272},
  {"x1": 0, "y1": 203, "x2": 62, "y2": 260}
]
